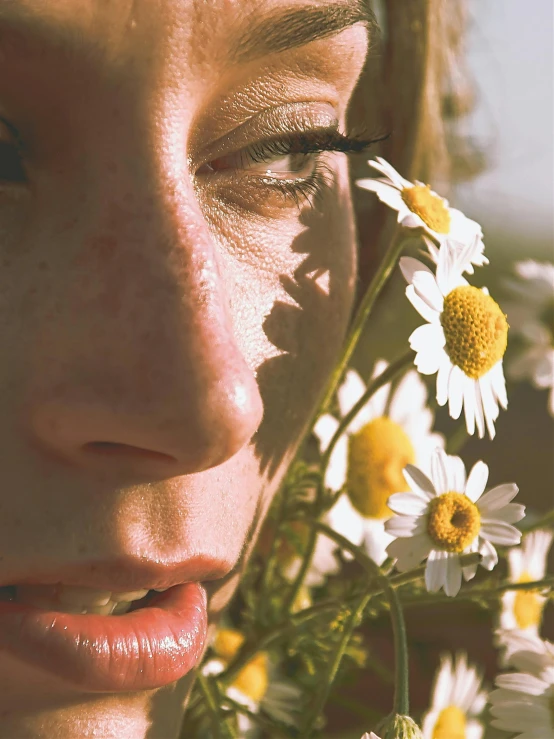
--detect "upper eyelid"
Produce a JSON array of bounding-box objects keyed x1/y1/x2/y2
[{"x1": 191, "y1": 102, "x2": 339, "y2": 166}]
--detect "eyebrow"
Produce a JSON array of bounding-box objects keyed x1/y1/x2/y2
[{"x1": 232, "y1": 1, "x2": 377, "y2": 63}]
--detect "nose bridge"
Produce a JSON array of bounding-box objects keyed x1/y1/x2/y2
[{"x1": 30, "y1": 169, "x2": 264, "y2": 477}]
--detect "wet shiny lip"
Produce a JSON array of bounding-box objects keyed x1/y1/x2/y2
[
  {"x1": 0, "y1": 583, "x2": 208, "y2": 692},
  {"x1": 0, "y1": 556, "x2": 234, "y2": 692}
]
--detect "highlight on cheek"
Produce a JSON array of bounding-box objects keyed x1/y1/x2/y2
[{"x1": 0, "y1": 2, "x2": 547, "y2": 739}]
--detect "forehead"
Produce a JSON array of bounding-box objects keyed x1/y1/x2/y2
[{"x1": 0, "y1": 0, "x2": 372, "y2": 70}]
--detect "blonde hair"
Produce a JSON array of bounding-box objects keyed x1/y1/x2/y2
[{"x1": 349, "y1": 0, "x2": 480, "y2": 285}]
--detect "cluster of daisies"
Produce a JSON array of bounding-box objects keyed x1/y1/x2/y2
[{"x1": 195, "y1": 159, "x2": 552, "y2": 738}]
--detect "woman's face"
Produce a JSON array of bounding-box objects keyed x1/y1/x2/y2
[{"x1": 0, "y1": 0, "x2": 370, "y2": 736}]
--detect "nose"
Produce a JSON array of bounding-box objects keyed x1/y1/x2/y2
[{"x1": 27, "y1": 181, "x2": 264, "y2": 480}]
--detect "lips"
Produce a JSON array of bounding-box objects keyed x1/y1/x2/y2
[{"x1": 0, "y1": 582, "x2": 208, "y2": 692}]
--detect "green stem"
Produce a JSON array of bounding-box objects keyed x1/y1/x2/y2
[
  {"x1": 384, "y1": 580, "x2": 410, "y2": 716},
  {"x1": 318, "y1": 232, "x2": 407, "y2": 415},
  {"x1": 312, "y1": 521, "x2": 382, "y2": 577},
  {"x1": 195, "y1": 673, "x2": 237, "y2": 739},
  {"x1": 320, "y1": 350, "x2": 414, "y2": 485},
  {"x1": 285, "y1": 352, "x2": 412, "y2": 613},
  {"x1": 283, "y1": 522, "x2": 319, "y2": 614},
  {"x1": 300, "y1": 593, "x2": 372, "y2": 737}
]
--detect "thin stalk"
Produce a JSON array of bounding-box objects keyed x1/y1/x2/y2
[
  {"x1": 195, "y1": 673, "x2": 237, "y2": 739},
  {"x1": 285, "y1": 351, "x2": 412, "y2": 613},
  {"x1": 383, "y1": 580, "x2": 410, "y2": 716},
  {"x1": 311, "y1": 520, "x2": 383, "y2": 577},
  {"x1": 318, "y1": 232, "x2": 407, "y2": 415},
  {"x1": 320, "y1": 350, "x2": 414, "y2": 482},
  {"x1": 283, "y1": 522, "x2": 319, "y2": 614},
  {"x1": 300, "y1": 593, "x2": 372, "y2": 737}
]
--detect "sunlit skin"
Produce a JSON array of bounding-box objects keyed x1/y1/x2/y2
[{"x1": 0, "y1": 0, "x2": 370, "y2": 736}]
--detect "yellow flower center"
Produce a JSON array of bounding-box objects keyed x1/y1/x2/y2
[
  {"x1": 401, "y1": 184, "x2": 451, "y2": 234},
  {"x1": 214, "y1": 629, "x2": 244, "y2": 661},
  {"x1": 441, "y1": 286, "x2": 509, "y2": 379},
  {"x1": 432, "y1": 705, "x2": 467, "y2": 739},
  {"x1": 232, "y1": 652, "x2": 269, "y2": 703},
  {"x1": 427, "y1": 492, "x2": 481, "y2": 553},
  {"x1": 213, "y1": 628, "x2": 269, "y2": 704},
  {"x1": 513, "y1": 572, "x2": 544, "y2": 630},
  {"x1": 346, "y1": 416, "x2": 416, "y2": 518}
]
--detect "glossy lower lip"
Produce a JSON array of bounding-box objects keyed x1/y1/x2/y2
[{"x1": 0, "y1": 582, "x2": 207, "y2": 692}]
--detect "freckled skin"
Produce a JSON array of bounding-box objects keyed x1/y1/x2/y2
[{"x1": 0, "y1": 0, "x2": 368, "y2": 736}]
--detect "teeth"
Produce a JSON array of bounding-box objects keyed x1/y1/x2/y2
[
  {"x1": 111, "y1": 589, "x2": 149, "y2": 602},
  {"x1": 58, "y1": 585, "x2": 112, "y2": 607},
  {"x1": 12, "y1": 584, "x2": 150, "y2": 615}
]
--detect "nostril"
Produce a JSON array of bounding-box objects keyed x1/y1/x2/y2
[{"x1": 83, "y1": 442, "x2": 177, "y2": 463}]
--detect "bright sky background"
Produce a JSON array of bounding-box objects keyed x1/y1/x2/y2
[{"x1": 456, "y1": 0, "x2": 553, "y2": 255}]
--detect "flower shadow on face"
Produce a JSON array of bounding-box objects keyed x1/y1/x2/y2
[{"x1": 252, "y1": 204, "x2": 354, "y2": 481}]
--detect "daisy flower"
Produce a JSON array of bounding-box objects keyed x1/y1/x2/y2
[
  {"x1": 385, "y1": 448, "x2": 525, "y2": 597},
  {"x1": 313, "y1": 360, "x2": 444, "y2": 565},
  {"x1": 500, "y1": 529, "x2": 554, "y2": 636},
  {"x1": 400, "y1": 241, "x2": 509, "y2": 439},
  {"x1": 422, "y1": 652, "x2": 486, "y2": 739},
  {"x1": 489, "y1": 634, "x2": 554, "y2": 739},
  {"x1": 504, "y1": 260, "x2": 554, "y2": 416},
  {"x1": 202, "y1": 629, "x2": 299, "y2": 736},
  {"x1": 361, "y1": 734, "x2": 381, "y2": 739},
  {"x1": 356, "y1": 157, "x2": 486, "y2": 273}
]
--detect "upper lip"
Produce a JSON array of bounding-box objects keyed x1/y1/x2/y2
[{"x1": 1, "y1": 554, "x2": 235, "y2": 592}]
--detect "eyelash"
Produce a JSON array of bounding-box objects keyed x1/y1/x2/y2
[{"x1": 227, "y1": 128, "x2": 387, "y2": 207}]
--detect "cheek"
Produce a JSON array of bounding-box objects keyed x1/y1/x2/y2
[{"x1": 217, "y1": 158, "x2": 357, "y2": 477}]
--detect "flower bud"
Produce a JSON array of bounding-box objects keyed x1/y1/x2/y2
[{"x1": 375, "y1": 713, "x2": 423, "y2": 739}]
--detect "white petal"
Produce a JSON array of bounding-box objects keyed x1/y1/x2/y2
[
  {"x1": 360, "y1": 360, "x2": 391, "y2": 423},
  {"x1": 325, "y1": 494, "x2": 365, "y2": 546},
  {"x1": 463, "y1": 377, "x2": 476, "y2": 435},
  {"x1": 480, "y1": 521, "x2": 522, "y2": 546},
  {"x1": 312, "y1": 413, "x2": 339, "y2": 453},
  {"x1": 447, "y1": 455, "x2": 467, "y2": 492},
  {"x1": 430, "y1": 448, "x2": 450, "y2": 494},
  {"x1": 479, "y1": 374, "x2": 500, "y2": 440},
  {"x1": 406, "y1": 285, "x2": 441, "y2": 324},
  {"x1": 465, "y1": 461, "x2": 489, "y2": 502},
  {"x1": 477, "y1": 483, "x2": 519, "y2": 513},
  {"x1": 473, "y1": 380, "x2": 486, "y2": 439},
  {"x1": 409, "y1": 322, "x2": 445, "y2": 353},
  {"x1": 337, "y1": 369, "x2": 366, "y2": 418},
  {"x1": 478, "y1": 538, "x2": 498, "y2": 570},
  {"x1": 403, "y1": 464, "x2": 437, "y2": 500},
  {"x1": 362, "y1": 518, "x2": 394, "y2": 566},
  {"x1": 490, "y1": 361, "x2": 508, "y2": 409},
  {"x1": 385, "y1": 514, "x2": 426, "y2": 537},
  {"x1": 399, "y1": 256, "x2": 433, "y2": 284},
  {"x1": 323, "y1": 433, "x2": 348, "y2": 492},
  {"x1": 387, "y1": 533, "x2": 433, "y2": 571},
  {"x1": 445, "y1": 365, "x2": 464, "y2": 419},
  {"x1": 444, "y1": 554, "x2": 462, "y2": 596},
  {"x1": 387, "y1": 492, "x2": 430, "y2": 516},
  {"x1": 436, "y1": 358, "x2": 452, "y2": 406},
  {"x1": 425, "y1": 549, "x2": 448, "y2": 592},
  {"x1": 388, "y1": 370, "x2": 428, "y2": 425},
  {"x1": 360, "y1": 180, "x2": 405, "y2": 211},
  {"x1": 414, "y1": 346, "x2": 445, "y2": 375},
  {"x1": 400, "y1": 211, "x2": 427, "y2": 230},
  {"x1": 412, "y1": 271, "x2": 445, "y2": 312},
  {"x1": 463, "y1": 538, "x2": 480, "y2": 581}
]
